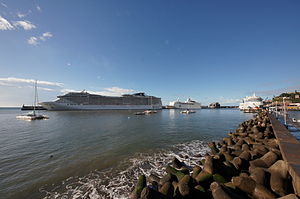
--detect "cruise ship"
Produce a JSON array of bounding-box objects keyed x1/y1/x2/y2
[
  {"x1": 40, "y1": 92, "x2": 162, "y2": 110},
  {"x1": 169, "y1": 98, "x2": 201, "y2": 109},
  {"x1": 239, "y1": 93, "x2": 263, "y2": 110}
]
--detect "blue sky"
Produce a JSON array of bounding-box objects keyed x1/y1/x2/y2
[{"x1": 0, "y1": 0, "x2": 300, "y2": 106}]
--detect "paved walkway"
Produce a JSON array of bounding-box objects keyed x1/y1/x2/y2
[{"x1": 269, "y1": 114, "x2": 300, "y2": 197}]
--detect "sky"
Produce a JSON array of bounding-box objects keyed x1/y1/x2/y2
[{"x1": 0, "y1": 0, "x2": 300, "y2": 106}]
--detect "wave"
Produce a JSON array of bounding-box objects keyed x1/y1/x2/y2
[{"x1": 40, "y1": 140, "x2": 209, "y2": 199}]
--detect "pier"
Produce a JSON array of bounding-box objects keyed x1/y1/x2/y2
[{"x1": 269, "y1": 114, "x2": 300, "y2": 197}]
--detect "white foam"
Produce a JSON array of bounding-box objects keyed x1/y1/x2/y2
[{"x1": 41, "y1": 140, "x2": 209, "y2": 199}]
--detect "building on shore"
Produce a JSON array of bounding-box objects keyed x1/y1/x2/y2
[{"x1": 208, "y1": 102, "x2": 220, "y2": 109}]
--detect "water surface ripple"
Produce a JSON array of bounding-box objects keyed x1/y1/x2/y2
[{"x1": 0, "y1": 109, "x2": 253, "y2": 198}]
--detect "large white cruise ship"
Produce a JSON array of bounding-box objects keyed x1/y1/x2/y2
[
  {"x1": 169, "y1": 98, "x2": 201, "y2": 109},
  {"x1": 239, "y1": 93, "x2": 263, "y2": 110},
  {"x1": 40, "y1": 92, "x2": 162, "y2": 110}
]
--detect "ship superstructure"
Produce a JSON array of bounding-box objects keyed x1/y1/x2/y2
[
  {"x1": 169, "y1": 98, "x2": 201, "y2": 109},
  {"x1": 40, "y1": 92, "x2": 162, "y2": 110},
  {"x1": 239, "y1": 93, "x2": 263, "y2": 110}
]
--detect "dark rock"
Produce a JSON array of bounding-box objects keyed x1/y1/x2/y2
[
  {"x1": 203, "y1": 156, "x2": 214, "y2": 174},
  {"x1": 148, "y1": 174, "x2": 160, "y2": 184},
  {"x1": 232, "y1": 176, "x2": 256, "y2": 194},
  {"x1": 165, "y1": 165, "x2": 186, "y2": 181},
  {"x1": 178, "y1": 175, "x2": 191, "y2": 197},
  {"x1": 140, "y1": 187, "x2": 169, "y2": 199},
  {"x1": 172, "y1": 157, "x2": 184, "y2": 169},
  {"x1": 239, "y1": 172, "x2": 249, "y2": 177},
  {"x1": 130, "y1": 175, "x2": 147, "y2": 199},
  {"x1": 277, "y1": 194, "x2": 298, "y2": 199},
  {"x1": 250, "y1": 167, "x2": 267, "y2": 185},
  {"x1": 160, "y1": 173, "x2": 174, "y2": 185},
  {"x1": 252, "y1": 184, "x2": 276, "y2": 199},
  {"x1": 222, "y1": 152, "x2": 234, "y2": 162},
  {"x1": 260, "y1": 151, "x2": 278, "y2": 167},
  {"x1": 208, "y1": 142, "x2": 219, "y2": 155},
  {"x1": 213, "y1": 173, "x2": 227, "y2": 183},
  {"x1": 191, "y1": 165, "x2": 202, "y2": 179},
  {"x1": 195, "y1": 170, "x2": 212, "y2": 183},
  {"x1": 210, "y1": 182, "x2": 233, "y2": 199},
  {"x1": 239, "y1": 151, "x2": 251, "y2": 161},
  {"x1": 159, "y1": 182, "x2": 173, "y2": 197}
]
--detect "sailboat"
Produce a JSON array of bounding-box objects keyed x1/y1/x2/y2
[{"x1": 16, "y1": 80, "x2": 49, "y2": 120}]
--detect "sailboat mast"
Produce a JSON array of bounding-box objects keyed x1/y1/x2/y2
[
  {"x1": 33, "y1": 80, "x2": 37, "y2": 115},
  {"x1": 151, "y1": 96, "x2": 153, "y2": 110}
]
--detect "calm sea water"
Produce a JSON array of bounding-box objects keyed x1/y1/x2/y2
[{"x1": 0, "y1": 108, "x2": 254, "y2": 199}]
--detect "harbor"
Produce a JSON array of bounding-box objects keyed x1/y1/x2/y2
[
  {"x1": 1, "y1": 107, "x2": 300, "y2": 198},
  {"x1": 1, "y1": 1, "x2": 300, "y2": 199},
  {"x1": 1, "y1": 108, "x2": 254, "y2": 198}
]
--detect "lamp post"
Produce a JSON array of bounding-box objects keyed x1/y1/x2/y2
[
  {"x1": 283, "y1": 97, "x2": 287, "y2": 125},
  {"x1": 275, "y1": 101, "x2": 278, "y2": 118}
]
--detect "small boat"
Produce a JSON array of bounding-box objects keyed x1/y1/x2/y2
[
  {"x1": 292, "y1": 118, "x2": 300, "y2": 123},
  {"x1": 144, "y1": 110, "x2": 157, "y2": 114},
  {"x1": 16, "y1": 80, "x2": 49, "y2": 121},
  {"x1": 180, "y1": 109, "x2": 196, "y2": 114},
  {"x1": 16, "y1": 111, "x2": 49, "y2": 120},
  {"x1": 134, "y1": 111, "x2": 146, "y2": 115}
]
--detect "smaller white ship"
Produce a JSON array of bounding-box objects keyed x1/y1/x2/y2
[
  {"x1": 16, "y1": 80, "x2": 49, "y2": 121},
  {"x1": 169, "y1": 98, "x2": 201, "y2": 109},
  {"x1": 239, "y1": 93, "x2": 263, "y2": 111}
]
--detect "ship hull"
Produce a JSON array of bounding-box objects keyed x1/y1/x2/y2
[
  {"x1": 239, "y1": 102, "x2": 263, "y2": 110},
  {"x1": 40, "y1": 102, "x2": 162, "y2": 111},
  {"x1": 173, "y1": 104, "x2": 202, "y2": 109},
  {"x1": 172, "y1": 102, "x2": 201, "y2": 109}
]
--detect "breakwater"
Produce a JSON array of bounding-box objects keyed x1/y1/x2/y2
[{"x1": 129, "y1": 112, "x2": 299, "y2": 199}]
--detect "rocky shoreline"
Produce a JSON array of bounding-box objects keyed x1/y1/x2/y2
[{"x1": 129, "y1": 112, "x2": 298, "y2": 199}]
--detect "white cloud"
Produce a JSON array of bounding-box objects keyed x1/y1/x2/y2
[
  {"x1": 218, "y1": 96, "x2": 241, "y2": 105},
  {"x1": 36, "y1": 5, "x2": 41, "y2": 12},
  {"x1": 27, "y1": 85, "x2": 54, "y2": 91},
  {"x1": 254, "y1": 84, "x2": 300, "y2": 97},
  {"x1": 0, "y1": 15, "x2": 14, "y2": 30},
  {"x1": 0, "y1": 77, "x2": 64, "y2": 87},
  {"x1": 28, "y1": 36, "x2": 39, "y2": 45},
  {"x1": 0, "y1": 82, "x2": 14, "y2": 87},
  {"x1": 17, "y1": 12, "x2": 26, "y2": 18},
  {"x1": 28, "y1": 32, "x2": 53, "y2": 45},
  {"x1": 1, "y1": 2, "x2": 7, "y2": 8},
  {"x1": 42, "y1": 32, "x2": 52, "y2": 38},
  {"x1": 13, "y1": 20, "x2": 36, "y2": 30},
  {"x1": 104, "y1": 87, "x2": 134, "y2": 94},
  {"x1": 67, "y1": 63, "x2": 71, "y2": 66}
]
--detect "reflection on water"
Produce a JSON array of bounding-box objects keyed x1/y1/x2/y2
[{"x1": 0, "y1": 108, "x2": 253, "y2": 198}]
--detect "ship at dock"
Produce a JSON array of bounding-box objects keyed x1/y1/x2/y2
[
  {"x1": 40, "y1": 91, "x2": 162, "y2": 110},
  {"x1": 239, "y1": 93, "x2": 263, "y2": 111},
  {"x1": 168, "y1": 98, "x2": 201, "y2": 109}
]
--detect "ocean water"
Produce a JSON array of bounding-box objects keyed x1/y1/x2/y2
[
  {"x1": 0, "y1": 108, "x2": 254, "y2": 199},
  {"x1": 287, "y1": 111, "x2": 300, "y2": 140}
]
